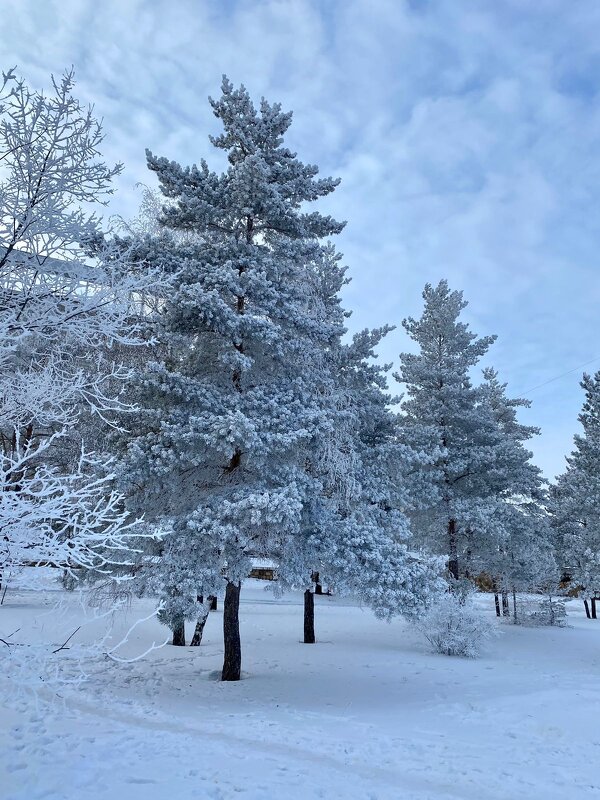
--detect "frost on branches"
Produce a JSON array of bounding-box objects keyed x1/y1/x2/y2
[
  {"x1": 291, "y1": 319, "x2": 442, "y2": 634},
  {"x1": 414, "y1": 591, "x2": 499, "y2": 658},
  {"x1": 0, "y1": 68, "x2": 155, "y2": 607},
  {"x1": 552, "y1": 372, "x2": 600, "y2": 617},
  {"x1": 396, "y1": 281, "x2": 555, "y2": 606},
  {"x1": 118, "y1": 78, "x2": 439, "y2": 679},
  {"x1": 477, "y1": 368, "x2": 557, "y2": 604}
]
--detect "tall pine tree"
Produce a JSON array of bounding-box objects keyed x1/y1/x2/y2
[
  {"x1": 552, "y1": 372, "x2": 600, "y2": 618},
  {"x1": 396, "y1": 281, "x2": 497, "y2": 586},
  {"x1": 477, "y1": 368, "x2": 556, "y2": 611},
  {"x1": 119, "y1": 79, "x2": 437, "y2": 679},
  {"x1": 397, "y1": 282, "x2": 554, "y2": 606}
]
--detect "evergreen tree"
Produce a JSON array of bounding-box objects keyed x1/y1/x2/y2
[
  {"x1": 397, "y1": 282, "x2": 555, "y2": 609},
  {"x1": 396, "y1": 281, "x2": 498, "y2": 586},
  {"x1": 118, "y1": 78, "x2": 353, "y2": 679},
  {"x1": 120, "y1": 81, "x2": 440, "y2": 673},
  {"x1": 287, "y1": 314, "x2": 442, "y2": 643},
  {"x1": 478, "y1": 369, "x2": 556, "y2": 614},
  {"x1": 551, "y1": 372, "x2": 600, "y2": 618}
]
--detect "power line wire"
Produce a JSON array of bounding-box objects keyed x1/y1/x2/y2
[{"x1": 522, "y1": 356, "x2": 600, "y2": 395}]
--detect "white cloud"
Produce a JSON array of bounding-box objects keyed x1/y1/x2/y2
[{"x1": 3, "y1": 0, "x2": 599, "y2": 477}]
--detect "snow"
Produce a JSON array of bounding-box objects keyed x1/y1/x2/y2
[{"x1": 1, "y1": 576, "x2": 599, "y2": 800}]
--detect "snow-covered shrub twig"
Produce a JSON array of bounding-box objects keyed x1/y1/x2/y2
[
  {"x1": 414, "y1": 592, "x2": 499, "y2": 658},
  {"x1": 515, "y1": 596, "x2": 567, "y2": 627}
]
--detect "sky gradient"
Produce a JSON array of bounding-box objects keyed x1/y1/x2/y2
[{"x1": 4, "y1": 0, "x2": 600, "y2": 478}]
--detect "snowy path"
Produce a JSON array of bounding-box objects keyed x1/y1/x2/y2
[{"x1": 1, "y1": 580, "x2": 599, "y2": 799}]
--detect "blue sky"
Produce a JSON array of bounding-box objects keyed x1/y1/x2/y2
[{"x1": 4, "y1": 0, "x2": 600, "y2": 478}]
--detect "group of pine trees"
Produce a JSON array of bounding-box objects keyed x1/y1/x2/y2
[{"x1": 2, "y1": 69, "x2": 599, "y2": 682}]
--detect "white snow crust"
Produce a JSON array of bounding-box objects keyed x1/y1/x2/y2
[{"x1": 1, "y1": 577, "x2": 599, "y2": 799}]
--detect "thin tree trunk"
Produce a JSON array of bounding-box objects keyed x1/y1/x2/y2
[
  {"x1": 190, "y1": 609, "x2": 209, "y2": 646},
  {"x1": 447, "y1": 519, "x2": 459, "y2": 581},
  {"x1": 547, "y1": 595, "x2": 556, "y2": 626},
  {"x1": 222, "y1": 581, "x2": 241, "y2": 681},
  {"x1": 491, "y1": 580, "x2": 501, "y2": 617},
  {"x1": 592, "y1": 597, "x2": 597, "y2": 619},
  {"x1": 210, "y1": 595, "x2": 217, "y2": 611},
  {"x1": 312, "y1": 571, "x2": 323, "y2": 595},
  {"x1": 494, "y1": 593, "x2": 501, "y2": 617},
  {"x1": 512, "y1": 588, "x2": 518, "y2": 624},
  {"x1": 304, "y1": 588, "x2": 315, "y2": 644},
  {"x1": 190, "y1": 595, "x2": 209, "y2": 647},
  {"x1": 172, "y1": 617, "x2": 185, "y2": 646},
  {"x1": 584, "y1": 598, "x2": 591, "y2": 619},
  {"x1": 501, "y1": 590, "x2": 510, "y2": 617}
]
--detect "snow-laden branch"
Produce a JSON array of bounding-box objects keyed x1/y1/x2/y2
[
  {"x1": 104, "y1": 603, "x2": 168, "y2": 663},
  {"x1": 0, "y1": 67, "x2": 161, "y2": 604},
  {"x1": 0, "y1": 436, "x2": 156, "y2": 583}
]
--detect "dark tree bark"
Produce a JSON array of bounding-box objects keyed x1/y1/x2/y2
[
  {"x1": 491, "y1": 580, "x2": 501, "y2": 617},
  {"x1": 494, "y1": 593, "x2": 501, "y2": 617},
  {"x1": 222, "y1": 581, "x2": 241, "y2": 681},
  {"x1": 210, "y1": 595, "x2": 217, "y2": 611},
  {"x1": 447, "y1": 519, "x2": 459, "y2": 581},
  {"x1": 304, "y1": 588, "x2": 315, "y2": 644},
  {"x1": 584, "y1": 598, "x2": 591, "y2": 619},
  {"x1": 501, "y1": 590, "x2": 510, "y2": 617},
  {"x1": 172, "y1": 617, "x2": 186, "y2": 646},
  {"x1": 592, "y1": 597, "x2": 598, "y2": 619},
  {"x1": 312, "y1": 571, "x2": 323, "y2": 595},
  {"x1": 512, "y1": 588, "x2": 518, "y2": 624}
]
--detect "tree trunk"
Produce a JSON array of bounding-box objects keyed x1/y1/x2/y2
[
  {"x1": 592, "y1": 597, "x2": 597, "y2": 619},
  {"x1": 501, "y1": 590, "x2": 510, "y2": 617},
  {"x1": 584, "y1": 598, "x2": 591, "y2": 619},
  {"x1": 512, "y1": 588, "x2": 518, "y2": 624},
  {"x1": 172, "y1": 617, "x2": 186, "y2": 646},
  {"x1": 222, "y1": 581, "x2": 241, "y2": 681},
  {"x1": 210, "y1": 595, "x2": 217, "y2": 611},
  {"x1": 494, "y1": 593, "x2": 501, "y2": 617},
  {"x1": 304, "y1": 588, "x2": 315, "y2": 644},
  {"x1": 312, "y1": 571, "x2": 323, "y2": 595},
  {"x1": 447, "y1": 519, "x2": 459, "y2": 581},
  {"x1": 190, "y1": 609, "x2": 209, "y2": 646},
  {"x1": 190, "y1": 595, "x2": 209, "y2": 646}
]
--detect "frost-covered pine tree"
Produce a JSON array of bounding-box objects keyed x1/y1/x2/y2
[
  {"x1": 551, "y1": 372, "x2": 600, "y2": 618},
  {"x1": 280, "y1": 286, "x2": 441, "y2": 642},
  {"x1": 396, "y1": 281, "x2": 499, "y2": 586},
  {"x1": 317, "y1": 326, "x2": 441, "y2": 615},
  {"x1": 397, "y1": 282, "x2": 555, "y2": 608},
  {"x1": 119, "y1": 78, "x2": 350, "y2": 680},
  {"x1": 120, "y1": 80, "x2": 440, "y2": 676},
  {"x1": 478, "y1": 369, "x2": 557, "y2": 615},
  {"x1": 0, "y1": 68, "x2": 153, "y2": 604}
]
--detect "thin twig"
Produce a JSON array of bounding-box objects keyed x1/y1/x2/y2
[{"x1": 52, "y1": 625, "x2": 81, "y2": 654}]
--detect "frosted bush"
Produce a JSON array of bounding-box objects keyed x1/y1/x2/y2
[
  {"x1": 415, "y1": 592, "x2": 499, "y2": 658},
  {"x1": 516, "y1": 596, "x2": 567, "y2": 627}
]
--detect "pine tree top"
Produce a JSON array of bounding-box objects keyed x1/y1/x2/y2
[{"x1": 146, "y1": 76, "x2": 345, "y2": 242}]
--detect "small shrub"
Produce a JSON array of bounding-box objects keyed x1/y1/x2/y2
[
  {"x1": 516, "y1": 596, "x2": 567, "y2": 627},
  {"x1": 415, "y1": 592, "x2": 499, "y2": 658}
]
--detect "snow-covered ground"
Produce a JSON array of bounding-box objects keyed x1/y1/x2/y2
[{"x1": 1, "y1": 576, "x2": 599, "y2": 800}]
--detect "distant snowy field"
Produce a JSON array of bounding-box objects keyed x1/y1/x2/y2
[{"x1": 1, "y1": 576, "x2": 599, "y2": 800}]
